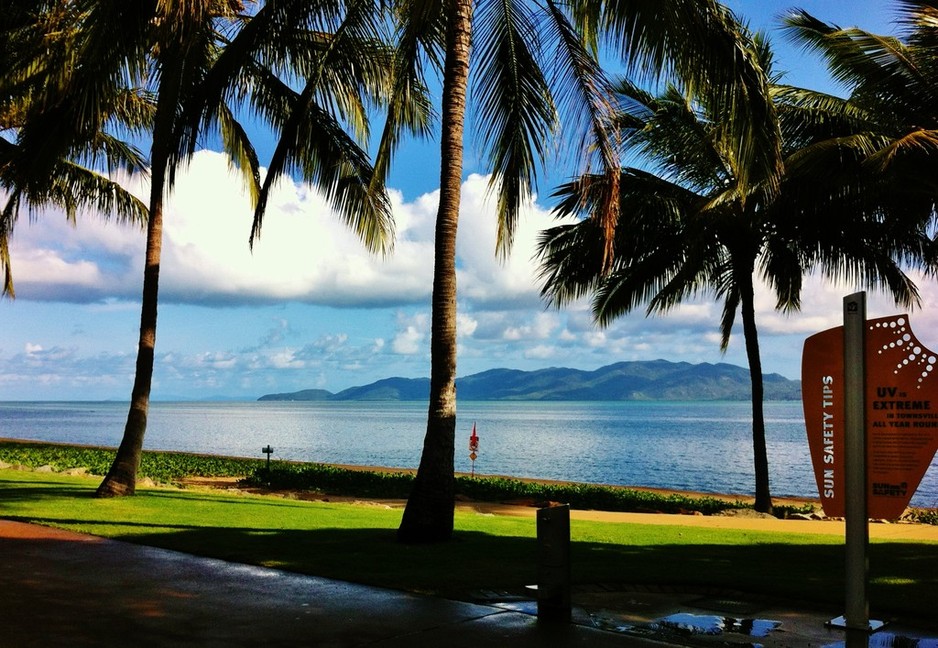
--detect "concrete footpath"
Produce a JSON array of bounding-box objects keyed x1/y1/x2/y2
[
  {"x1": 0, "y1": 519, "x2": 669, "y2": 647},
  {"x1": 3, "y1": 518, "x2": 938, "y2": 647}
]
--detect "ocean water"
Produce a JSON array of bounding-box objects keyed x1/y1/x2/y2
[{"x1": 2, "y1": 399, "x2": 936, "y2": 507}]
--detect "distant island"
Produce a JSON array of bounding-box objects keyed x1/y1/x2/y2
[{"x1": 258, "y1": 359, "x2": 802, "y2": 402}]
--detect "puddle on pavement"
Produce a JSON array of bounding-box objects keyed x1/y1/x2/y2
[
  {"x1": 590, "y1": 610, "x2": 782, "y2": 642},
  {"x1": 649, "y1": 613, "x2": 781, "y2": 638},
  {"x1": 823, "y1": 633, "x2": 938, "y2": 648}
]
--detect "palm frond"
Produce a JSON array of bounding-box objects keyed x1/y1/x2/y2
[
  {"x1": 759, "y1": 235, "x2": 804, "y2": 313},
  {"x1": 783, "y1": 132, "x2": 889, "y2": 177},
  {"x1": 625, "y1": 84, "x2": 733, "y2": 193},
  {"x1": 782, "y1": 10, "x2": 936, "y2": 113},
  {"x1": 217, "y1": 101, "x2": 261, "y2": 207},
  {"x1": 1, "y1": 194, "x2": 20, "y2": 297},
  {"x1": 369, "y1": 0, "x2": 438, "y2": 194},
  {"x1": 472, "y1": 0, "x2": 555, "y2": 256},
  {"x1": 536, "y1": 219, "x2": 607, "y2": 306},
  {"x1": 598, "y1": 0, "x2": 782, "y2": 197},
  {"x1": 541, "y1": 0, "x2": 620, "y2": 269},
  {"x1": 593, "y1": 248, "x2": 687, "y2": 325},
  {"x1": 717, "y1": 283, "x2": 740, "y2": 351},
  {"x1": 251, "y1": 83, "x2": 392, "y2": 254},
  {"x1": 772, "y1": 85, "x2": 879, "y2": 150},
  {"x1": 865, "y1": 128, "x2": 938, "y2": 171}
]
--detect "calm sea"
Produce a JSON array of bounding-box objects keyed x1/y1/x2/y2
[{"x1": 2, "y1": 400, "x2": 936, "y2": 507}]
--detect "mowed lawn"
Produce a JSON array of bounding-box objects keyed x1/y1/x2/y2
[{"x1": 1, "y1": 470, "x2": 937, "y2": 625}]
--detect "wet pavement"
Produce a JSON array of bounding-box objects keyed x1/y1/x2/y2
[
  {"x1": 561, "y1": 585, "x2": 938, "y2": 647},
  {"x1": 2, "y1": 518, "x2": 937, "y2": 647}
]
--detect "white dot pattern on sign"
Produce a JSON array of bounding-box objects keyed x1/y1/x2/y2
[{"x1": 873, "y1": 317, "x2": 934, "y2": 388}]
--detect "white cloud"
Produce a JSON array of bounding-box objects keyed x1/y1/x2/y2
[
  {"x1": 391, "y1": 312, "x2": 428, "y2": 355},
  {"x1": 269, "y1": 350, "x2": 306, "y2": 369},
  {"x1": 8, "y1": 153, "x2": 563, "y2": 312},
  {"x1": 502, "y1": 312, "x2": 560, "y2": 341},
  {"x1": 524, "y1": 344, "x2": 558, "y2": 360},
  {"x1": 457, "y1": 313, "x2": 479, "y2": 338},
  {"x1": 455, "y1": 174, "x2": 566, "y2": 309},
  {"x1": 583, "y1": 331, "x2": 607, "y2": 347},
  {"x1": 392, "y1": 325, "x2": 424, "y2": 355}
]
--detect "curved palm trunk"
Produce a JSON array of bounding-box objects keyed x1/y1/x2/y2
[
  {"x1": 96, "y1": 98, "x2": 175, "y2": 497},
  {"x1": 739, "y1": 270, "x2": 773, "y2": 513},
  {"x1": 397, "y1": 0, "x2": 473, "y2": 543},
  {"x1": 96, "y1": 153, "x2": 168, "y2": 498}
]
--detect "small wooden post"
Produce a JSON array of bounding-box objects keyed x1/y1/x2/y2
[{"x1": 536, "y1": 504, "x2": 571, "y2": 622}]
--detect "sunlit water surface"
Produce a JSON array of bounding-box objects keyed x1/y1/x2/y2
[{"x1": 2, "y1": 400, "x2": 936, "y2": 506}]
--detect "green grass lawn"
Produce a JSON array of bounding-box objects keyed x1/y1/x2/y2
[{"x1": 2, "y1": 469, "x2": 937, "y2": 626}]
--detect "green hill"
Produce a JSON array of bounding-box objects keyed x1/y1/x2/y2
[{"x1": 258, "y1": 359, "x2": 801, "y2": 402}]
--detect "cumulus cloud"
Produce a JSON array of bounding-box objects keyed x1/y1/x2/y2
[
  {"x1": 391, "y1": 312, "x2": 428, "y2": 355},
  {"x1": 8, "y1": 152, "x2": 565, "y2": 312}
]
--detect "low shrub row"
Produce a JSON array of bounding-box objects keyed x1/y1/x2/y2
[
  {"x1": 246, "y1": 463, "x2": 751, "y2": 515},
  {"x1": 248, "y1": 464, "x2": 416, "y2": 498},
  {"x1": 0, "y1": 441, "x2": 264, "y2": 483}
]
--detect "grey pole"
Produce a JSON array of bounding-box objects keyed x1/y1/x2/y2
[{"x1": 843, "y1": 292, "x2": 869, "y2": 641}]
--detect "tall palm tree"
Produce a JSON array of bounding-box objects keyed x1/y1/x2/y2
[
  {"x1": 1, "y1": 1, "x2": 150, "y2": 297},
  {"x1": 392, "y1": 0, "x2": 798, "y2": 542},
  {"x1": 73, "y1": 0, "x2": 400, "y2": 497},
  {"x1": 390, "y1": 0, "x2": 620, "y2": 543},
  {"x1": 537, "y1": 29, "x2": 932, "y2": 513},
  {"x1": 538, "y1": 74, "x2": 782, "y2": 512}
]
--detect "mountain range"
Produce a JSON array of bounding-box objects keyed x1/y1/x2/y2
[{"x1": 258, "y1": 359, "x2": 802, "y2": 402}]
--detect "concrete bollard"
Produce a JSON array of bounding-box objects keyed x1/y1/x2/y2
[{"x1": 536, "y1": 504, "x2": 571, "y2": 622}]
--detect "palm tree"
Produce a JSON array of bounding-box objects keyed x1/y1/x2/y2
[
  {"x1": 538, "y1": 75, "x2": 782, "y2": 512},
  {"x1": 536, "y1": 28, "x2": 931, "y2": 513},
  {"x1": 74, "y1": 0, "x2": 400, "y2": 496},
  {"x1": 1, "y1": 1, "x2": 150, "y2": 297},
  {"x1": 392, "y1": 0, "x2": 800, "y2": 542},
  {"x1": 390, "y1": 0, "x2": 621, "y2": 543},
  {"x1": 779, "y1": 2, "x2": 938, "y2": 214},
  {"x1": 393, "y1": 0, "x2": 474, "y2": 543}
]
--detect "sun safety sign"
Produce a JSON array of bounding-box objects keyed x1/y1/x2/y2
[{"x1": 802, "y1": 314, "x2": 938, "y2": 519}]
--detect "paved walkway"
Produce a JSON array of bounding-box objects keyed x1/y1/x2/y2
[
  {"x1": 0, "y1": 519, "x2": 669, "y2": 647},
  {"x1": 3, "y1": 518, "x2": 938, "y2": 647}
]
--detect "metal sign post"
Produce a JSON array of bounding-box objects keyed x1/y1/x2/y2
[
  {"x1": 843, "y1": 293, "x2": 869, "y2": 640},
  {"x1": 831, "y1": 292, "x2": 882, "y2": 644},
  {"x1": 262, "y1": 445, "x2": 274, "y2": 483}
]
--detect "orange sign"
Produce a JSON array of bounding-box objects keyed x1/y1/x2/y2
[{"x1": 802, "y1": 314, "x2": 938, "y2": 519}]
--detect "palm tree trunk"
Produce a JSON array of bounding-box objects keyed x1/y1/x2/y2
[
  {"x1": 397, "y1": 0, "x2": 473, "y2": 543},
  {"x1": 739, "y1": 270, "x2": 773, "y2": 513},
  {"x1": 96, "y1": 159, "x2": 166, "y2": 498}
]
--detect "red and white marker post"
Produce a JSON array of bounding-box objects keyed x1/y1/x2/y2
[{"x1": 468, "y1": 422, "x2": 479, "y2": 478}]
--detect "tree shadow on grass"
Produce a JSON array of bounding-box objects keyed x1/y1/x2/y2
[
  {"x1": 5, "y1": 511, "x2": 937, "y2": 626},
  {"x1": 0, "y1": 480, "x2": 100, "y2": 502},
  {"x1": 0, "y1": 473, "x2": 338, "y2": 509}
]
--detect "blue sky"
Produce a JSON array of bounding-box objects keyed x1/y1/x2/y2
[{"x1": 4, "y1": 0, "x2": 936, "y2": 401}]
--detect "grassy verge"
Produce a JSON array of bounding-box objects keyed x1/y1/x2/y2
[{"x1": 1, "y1": 469, "x2": 937, "y2": 626}]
